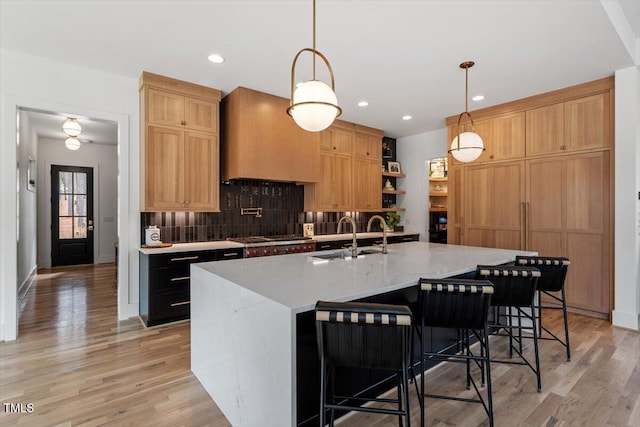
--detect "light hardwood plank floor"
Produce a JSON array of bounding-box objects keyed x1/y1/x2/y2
[{"x1": 1, "y1": 264, "x2": 639, "y2": 426}]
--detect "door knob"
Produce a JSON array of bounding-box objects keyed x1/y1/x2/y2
[{"x1": 88, "y1": 225, "x2": 94, "y2": 231}]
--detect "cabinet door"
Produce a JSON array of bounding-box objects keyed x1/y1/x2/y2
[
  {"x1": 184, "y1": 132, "x2": 219, "y2": 211},
  {"x1": 185, "y1": 96, "x2": 217, "y2": 133},
  {"x1": 464, "y1": 161, "x2": 524, "y2": 249},
  {"x1": 354, "y1": 133, "x2": 381, "y2": 160},
  {"x1": 564, "y1": 152, "x2": 610, "y2": 314},
  {"x1": 148, "y1": 88, "x2": 185, "y2": 127},
  {"x1": 527, "y1": 152, "x2": 610, "y2": 316},
  {"x1": 353, "y1": 158, "x2": 381, "y2": 211},
  {"x1": 564, "y1": 93, "x2": 609, "y2": 151},
  {"x1": 526, "y1": 103, "x2": 564, "y2": 156},
  {"x1": 145, "y1": 126, "x2": 185, "y2": 210},
  {"x1": 320, "y1": 126, "x2": 353, "y2": 154},
  {"x1": 492, "y1": 112, "x2": 525, "y2": 161},
  {"x1": 333, "y1": 154, "x2": 353, "y2": 210},
  {"x1": 447, "y1": 166, "x2": 464, "y2": 244}
]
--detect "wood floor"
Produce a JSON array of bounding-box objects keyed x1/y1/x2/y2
[{"x1": 1, "y1": 264, "x2": 639, "y2": 426}]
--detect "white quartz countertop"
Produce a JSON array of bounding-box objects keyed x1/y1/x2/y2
[
  {"x1": 192, "y1": 241, "x2": 535, "y2": 314},
  {"x1": 139, "y1": 241, "x2": 244, "y2": 254},
  {"x1": 138, "y1": 231, "x2": 418, "y2": 254}
]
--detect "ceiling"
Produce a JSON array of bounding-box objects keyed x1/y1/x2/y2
[
  {"x1": 1, "y1": 1, "x2": 638, "y2": 139},
  {"x1": 21, "y1": 109, "x2": 118, "y2": 146}
]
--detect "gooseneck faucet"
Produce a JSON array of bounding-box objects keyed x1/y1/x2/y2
[
  {"x1": 337, "y1": 216, "x2": 358, "y2": 258},
  {"x1": 367, "y1": 215, "x2": 388, "y2": 254}
]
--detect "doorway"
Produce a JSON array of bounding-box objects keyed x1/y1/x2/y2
[
  {"x1": 51, "y1": 165, "x2": 95, "y2": 266},
  {"x1": 428, "y1": 157, "x2": 448, "y2": 243}
]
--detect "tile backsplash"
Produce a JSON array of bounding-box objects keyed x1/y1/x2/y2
[{"x1": 141, "y1": 180, "x2": 385, "y2": 244}]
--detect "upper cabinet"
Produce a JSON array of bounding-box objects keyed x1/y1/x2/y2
[
  {"x1": 139, "y1": 72, "x2": 221, "y2": 212},
  {"x1": 526, "y1": 92, "x2": 610, "y2": 156},
  {"x1": 448, "y1": 112, "x2": 524, "y2": 166},
  {"x1": 221, "y1": 87, "x2": 319, "y2": 183},
  {"x1": 304, "y1": 121, "x2": 383, "y2": 212}
]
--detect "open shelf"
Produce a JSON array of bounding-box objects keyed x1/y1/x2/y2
[
  {"x1": 382, "y1": 207, "x2": 406, "y2": 212},
  {"x1": 429, "y1": 207, "x2": 447, "y2": 212},
  {"x1": 429, "y1": 177, "x2": 448, "y2": 182},
  {"x1": 429, "y1": 192, "x2": 447, "y2": 197},
  {"x1": 383, "y1": 172, "x2": 406, "y2": 178},
  {"x1": 383, "y1": 189, "x2": 406, "y2": 195}
]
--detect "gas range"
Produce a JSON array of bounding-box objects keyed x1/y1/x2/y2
[{"x1": 227, "y1": 235, "x2": 316, "y2": 258}]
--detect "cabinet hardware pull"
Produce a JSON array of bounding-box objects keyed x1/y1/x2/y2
[
  {"x1": 181, "y1": 120, "x2": 186, "y2": 126},
  {"x1": 333, "y1": 146, "x2": 336, "y2": 150},
  {"x1": 223, "y1": 252, "x2": 239, "y2": 257},
  {"x1": 320, "y1": 244, "x2": 331, "y2": 249},
  {"x1": 171, "y1": 301, "x2": 190, "y2": 307},
  {"x1": 402, "y1": 237, "x2": 412, "y2": 241},
  {"x1": 366, "y1": 152, "x2": 369, "y2": 155},
  {"x1": 170, "y1": 276, "x2": 190, "y2": 282},
  {"x1": 171, "y1": 256, "x2": 199, "y2": 262}
]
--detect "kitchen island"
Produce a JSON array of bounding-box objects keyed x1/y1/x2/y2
[{"x1": 191, "y1": 242, "x2": 535, "y2": 426}]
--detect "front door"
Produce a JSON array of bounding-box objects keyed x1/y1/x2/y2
[{"x1": 51, "y1": 165, "x2": 94, "y2": 266}]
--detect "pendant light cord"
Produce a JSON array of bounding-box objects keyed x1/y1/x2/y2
[
  {"x1": 465, "y1": 66, "x2": 469, "y2": 114},
  {"x1": 312, "y1": 0, "x2": 316, "y2": 81}
]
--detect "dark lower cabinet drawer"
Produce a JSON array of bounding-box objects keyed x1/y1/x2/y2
[
  {"x1": 149, "y1": 265, "x2": 191, "y2": 293},
  {"x1": 148, "y1": 290, "x2": 190, "y2": 326},
  {"x1": 148, "y1": 250, "x2": 217, "y2": 269}
]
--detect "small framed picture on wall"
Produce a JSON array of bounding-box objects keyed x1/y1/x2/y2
[{"x1": 387, "y1": 161, "x2": 401, "y2": 174}]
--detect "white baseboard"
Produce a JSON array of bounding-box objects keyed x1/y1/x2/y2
[
  {"x1": 18, "y1": 265, "x2": 37, "y2": 305},
  {"x1": 612, "y1": 309, "x2": 640, "y2": 331},
  {"x1": 97, "y1": 255, "x2": 116, "y2": 264}
]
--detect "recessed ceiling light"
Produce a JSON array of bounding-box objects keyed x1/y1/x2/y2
[
  {"x1": 358, "y1": 101, "x2": 369, "y2": 107},
  {"x1": 472, "y1": 95, "x2": 485, "y2": 101},
  {"x1": 402, "y1": 115, "x2": 412, "y2": 121},
  {"x1": 207, "y1": 54, "x2": 225, "y2": 64}
]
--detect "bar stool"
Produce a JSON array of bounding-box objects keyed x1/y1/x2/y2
[
  {"x1": 475, "y1": 265, "x2": 542, "y2": 391},
  {"x1": 415, "y1": 278, "x2": 495, "y2": 427},
  {"x1": 516, "y1": 256, "x2": 571, "y2": 361},
  {"x1": 315, "y1": 301, "x2": 413, "y2": 427}
]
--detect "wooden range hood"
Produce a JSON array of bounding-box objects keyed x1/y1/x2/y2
[{"x1": 221, "y1": 87, "x2": 320, "y2": 183}]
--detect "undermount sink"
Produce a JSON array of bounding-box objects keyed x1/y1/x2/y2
[{"x1": 310, "y1": 247, "x2": 392, "y2": 261}]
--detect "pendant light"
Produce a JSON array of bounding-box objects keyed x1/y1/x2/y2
[
  {"x1": 449, "y1": 61, "x2": 485, "y2": 163},
  {"x1": 64, "y1": 137, "x2": 82, "y2": 150},
  {"x1": 287, "y1": 0, "x2": 341, "y2": 132},
  {"x1": 62, "y1": 117, "x2": 82, "y2": 137}
]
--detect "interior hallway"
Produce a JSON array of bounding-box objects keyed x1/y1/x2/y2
[{"x1": 1, "y1": 264, "x2": 639, "y2": 426}]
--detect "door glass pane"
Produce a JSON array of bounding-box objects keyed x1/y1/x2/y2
[
  {"x1": 59, "y1": 172, "x2": 73, "y2": 194},
  {"x1": 59, "y1": 195, "x2": 73, "y2": 216},
  {"x1": 59, "y1": 217, "x2": 73, "y2": 239},
  {"x1": 74, "y1": 217, "x2": 87, "y2": 238},
  {"x1": 74, "y1": 172, "x2": 87, "y2": 194},
  {"x1": 73, "y1": 195, "x2": 87, "y2": 216}
]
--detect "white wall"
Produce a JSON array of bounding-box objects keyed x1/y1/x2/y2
[
  {"x1": 37, "y1": 138, "x2": 118, "y2": 268},
  {"x1": 396, "y1": 128, "x2": 448, "y2": 241},
  {"x1": 613, "y1": 65, "x2": 640, "y2": 330},
  {"x1": 17, "y1": 111, "x2": 38, "y2": 297},
  {"x1": 0, "y1": 48, "x2": 139, "y2": 341}
]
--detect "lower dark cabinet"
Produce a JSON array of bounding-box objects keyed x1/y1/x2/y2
[{"x1": 139, "y1": 247, "x2": 242, "y2": 327}]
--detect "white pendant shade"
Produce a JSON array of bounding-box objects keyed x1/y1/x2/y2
[
  {"x1": 62, "y1": 118, "x2": 82, "y2": 137},
  {"x1": 450, "y1": 131, "x2": 484, "y2": 163},
  {"x1": 65, "y1": 137, "x2": 82, "y2": 151},
  {"x1": 290, "y1": 80, "x2": 339, "y2": 132}
]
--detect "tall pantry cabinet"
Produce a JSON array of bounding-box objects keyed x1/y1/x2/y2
[
  {"x1": 139, "y1": 72, "x2": 222, "y2": 212},
  {"x1": 446, "y1": 78, "x2": 613, "y2": 319}
]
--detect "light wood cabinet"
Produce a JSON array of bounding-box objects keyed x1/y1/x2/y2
[
  {"x1": 463, "y1": 161, "x2": 525, "y2": 250},
  {"x1": 526, "y1": 151, "x2": 610, "y2": 316},
  {"x1": 446, "y1": 78, "x2": 613, "y2": 318},
  {"x1": 353, "y1": 158, "x2": 382, "y2": 211},
  {"x1": 305, "y1": 121, "x2": 383, "y2": 212},
  {"x1": 140, "y1": 72, "x2": 221, "y2": 212},
  {"x1": 526, "y1": 92, "x2": 609, "y2": 156},
  {"x1": 221, "y1": 87, "x2": 319, "y2": 183}
]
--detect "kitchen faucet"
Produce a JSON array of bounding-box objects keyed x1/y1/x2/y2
[
  {"x1": 337, "y1": 216, "x2": 358, "y2": 258},
  {"x1": 366, "y1": 215, "x2": 388, "y2": 254}
]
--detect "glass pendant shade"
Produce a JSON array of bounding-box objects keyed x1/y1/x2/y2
[
  {"x1": 64, "y1": 137, "x2": 82, "y2": 150},
  {"x1": 450, "y1": 131, "x2": 484, "y2": 163},
  {"x1": 290, "y1": 80, "x2": 339, "y2": 132},
  {"x1": 62, "y1": 118, "x2": 82, "y2": 137}
]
